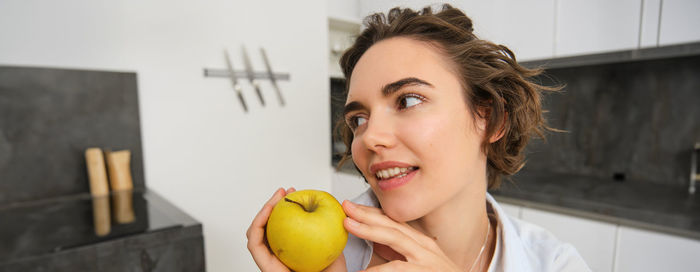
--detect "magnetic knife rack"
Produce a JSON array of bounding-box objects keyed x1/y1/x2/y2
[
  {"x1": 204, "y1": 47, "x2": 290, "y2": 112},
  {"x1": 203, "y1": 69, "x2": 290, "y2": 81}
]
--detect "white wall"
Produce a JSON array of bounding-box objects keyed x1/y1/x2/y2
[
  {"x1": 327, "y1": 0, "x2": 360, "y2": 20},
  {"x1": 0, "y1": 0, "x2": 330, "y2": 271},
  {"x1": 331, "y1": 168, "x2": 370, "y2": 202}
]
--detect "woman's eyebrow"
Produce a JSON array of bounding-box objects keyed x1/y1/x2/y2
[
  {"x1": 382, "y1": 77, "x2": 433, "y2": 96},
  {"x1": 343, "y1": 77, "x2": 434, "y2": 117},
  {"x1": 343, "y1": 101, "x2": 364, "y2": 117}
]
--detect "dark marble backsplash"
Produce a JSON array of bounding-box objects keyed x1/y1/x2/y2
[
  {"x1": 523, "y1": 55, "x2": 700, "y2": 187},
  {"x1": 0, "y1": 66, "x2": 146, "y2": 206}
]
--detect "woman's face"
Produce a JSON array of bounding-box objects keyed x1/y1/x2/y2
[{"x1": 344, "y1": 37, "x2": 489, "y2": 222}]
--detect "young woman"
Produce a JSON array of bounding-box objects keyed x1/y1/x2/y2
[{"x1": 248, "y1": 5, "x2": 590, "y2": 272}]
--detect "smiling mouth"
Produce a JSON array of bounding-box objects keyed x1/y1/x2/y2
[{"x1": 375, "y1": 166, "x2": 419, "y2": 180}]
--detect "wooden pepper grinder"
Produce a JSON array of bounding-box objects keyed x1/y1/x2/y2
[
  {"x1": 85, "y1": 148, "x2": 111, "y2": 236},
  {"x1": 105, "y1": 150, "x2": 135, "y2": 224}
]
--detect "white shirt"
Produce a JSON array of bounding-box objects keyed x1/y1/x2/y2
[{"x1": 343, "y1": 189, "x2": 591, "y2": 272}]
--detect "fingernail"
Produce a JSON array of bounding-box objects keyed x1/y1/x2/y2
[{"x1": 344, "y1": 200, "x2": 354, "y2": 208}]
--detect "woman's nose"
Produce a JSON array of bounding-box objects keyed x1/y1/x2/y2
[{"x1": 360, "y1": 114, "x2": 396, "y2": 152}]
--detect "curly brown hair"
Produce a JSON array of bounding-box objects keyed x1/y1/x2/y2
[{"x1": 334, "y1": 4, "x2": 559, "y2": 189}]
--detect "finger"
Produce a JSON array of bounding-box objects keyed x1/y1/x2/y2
[
  {"x1": 362, "y1": 260, "x2": 419, "y2": 272},
  {"x1": 247, "y1": 236, "x2": 290, "y2": 272},
  {"x1": 342, "y1": 200, "x2": 383, "y2": 215},
  {"x1": 373, "y1": 242, "x2": 407, "y2": 262},
  {"x1": 247, "y1": 188, "x2": 285, "y2": 239},
  {"x1": 247, "y1": 188, "x2": 289, "y2": 269},
  {"x1": 347, "y1": 201, "x2": 439, "y2": 250},
  {"x1": 344, "y1": 217, "x2": 423, "y2": 260},
  {"x1": 343, "y1": 201, "x2": 438, "y2": 251},
  {"x1": 286, "y1": 187, "x2": 296, "y2": 194}
]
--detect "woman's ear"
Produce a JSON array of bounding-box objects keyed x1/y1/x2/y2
[
  {"x1": 488, "y1": 112, "x2": 508, "y2": 143},
  {"x1": 475, "y1": 106, "x2": 490, "y2": 132},
  {"x1": 476, "y1": 104, "x2": 507, "y2": 143}
]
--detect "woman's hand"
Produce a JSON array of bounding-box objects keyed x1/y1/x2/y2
[
  {"x1": 342, "y1": 201, "x2": 462, "y2": 272},
  {"x1": 246, "y1": 187, "x2": 347, "y2": 272},
  {"x1": 246, "y1": 187, "x2": 295, "y2": 272}
]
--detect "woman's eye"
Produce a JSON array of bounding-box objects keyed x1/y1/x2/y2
[
  {"x1": 398, "y1": 94, "x2": 424, "y2": 109},
  {"x1": 347, "y1": 115, "x2": 367, "y2": 130},
  {"x1": 355, "y1": 116, "x2": 367, "y2": 127}
]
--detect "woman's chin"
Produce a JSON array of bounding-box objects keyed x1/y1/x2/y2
[{"x1": 380, "y1": 201, "x2": 428, "y2": 223}]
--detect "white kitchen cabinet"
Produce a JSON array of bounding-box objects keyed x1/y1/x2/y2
[
  {"x1": 639, "y1": 0, "x2": 661, "y2": 47},
  {"x1": 490, "y1": 0, "x2": 556, "y2": 61},
  {"x1": 614, "y1": 226, "x2": 700, "y2": 272},
  {"x1": 555, "y1": 0, "x2": 642, "y2": 57},
  {"x1": 497, "y1": 202, "x2": 522, "y2": 219},
  {"x1": 359, "y1": 0, "x2": 556, "y2": 61},
  {"x1": 328, "y1": 16, "x2": 361, "y2": 79},
  {"x1": 658, "y1": 0, "x2": 700, "y2": 46},
  {"x1": 521, "y1": 207, "x2": 617, "y2": 272}
]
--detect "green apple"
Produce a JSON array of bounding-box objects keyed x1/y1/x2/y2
[{"x1": 266, "y1": 189, "x2": 348, "y2": 272}]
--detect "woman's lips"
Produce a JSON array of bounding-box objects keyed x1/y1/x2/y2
[
  {"x1": 377, "y1": 168, "x2": 418, "y2": 191},
  {"x1": 370, "y1": 161, "x2": 415, "y2": 175}
]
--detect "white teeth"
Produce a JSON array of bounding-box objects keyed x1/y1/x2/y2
[{"x1": 376, "y1": 167, "x2": 415, "y2": 180}]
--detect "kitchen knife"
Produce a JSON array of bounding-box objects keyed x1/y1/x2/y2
[
  {"x1": 260, "y1": 47, "x2": 285, "y2": 106},
  {"x1": 224, "y1": 49, "x2": 248, "y2": 112},
  {"x1": 242, "y1": 46, "x2": 265, "y2": 106}
]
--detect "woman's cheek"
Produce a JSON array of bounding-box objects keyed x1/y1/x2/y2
[
  {"x1": 350, "y1": 139, "x2": 368, "y2": 175},
  {"x1": 399, "y1": 115, "x2": 444, "y2": 151}
]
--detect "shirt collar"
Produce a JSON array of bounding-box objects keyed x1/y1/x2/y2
[{"x1": 486, "y1": 192, "x2": 534, "y2": 272}]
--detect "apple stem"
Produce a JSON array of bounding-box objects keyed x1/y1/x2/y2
[{"x1": 284, "y1": 197, "x2": 309, "y2": 212}]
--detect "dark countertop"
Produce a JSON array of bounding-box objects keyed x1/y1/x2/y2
[
  {"x1": 334, "y1": 162, "x2": 700, "y2": 241},
  {"x1": 0, "y1": 189, "x2": 204, "y2": 268},
  {"x1": 490, "y1": 171, "x2": 700, "y2": 240}
]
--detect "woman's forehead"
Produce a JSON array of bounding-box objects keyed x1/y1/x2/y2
[{"x1": 347, "y1": 37, "x2": 458, "y2": 99}]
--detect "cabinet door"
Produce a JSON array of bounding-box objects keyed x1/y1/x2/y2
[
  {"x1": 521, "y1": 207, "x2": 616, "y2": 272},
  {"x1": 555, "y1": 0, "x2": 642, "y2": 56},
  {"x1": 490, "y1": 0, "x2": 556, "y2": 61},
  {"x1": 639, "y1": 0, "x2": 661, "y2": 47},
  {"x1": 658, "y1": 0, "x2": 700, "y2": 45},
  {"x1": 614, "y1": 226, "x2": 700, "y2": 272}
]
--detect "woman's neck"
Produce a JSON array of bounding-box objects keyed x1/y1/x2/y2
[{"x1": 407, "y1": 183, "x2": 491, "y2": 270}]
